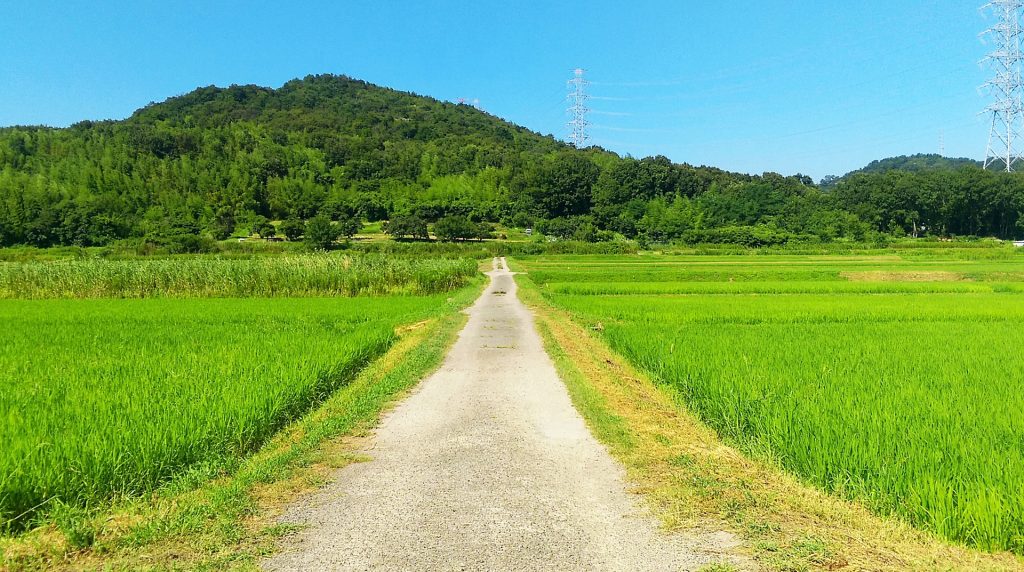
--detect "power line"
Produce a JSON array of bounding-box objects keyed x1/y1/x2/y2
[{"x1": 982, "y1": 0, "x2": 1024, "y2": 171}]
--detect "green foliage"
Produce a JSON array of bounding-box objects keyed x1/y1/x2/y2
[
  {"x1": 847, "y1": 154, "x2": 981, "y2": 177},
  {"x1": 679, "y1": 224, "x2": 801, "y2": 247},
  {"x1": 532, "y1": 151, "x2": 600, "y2": 217},
  {"x1": 833, "y1": 167, "x2": 1024, "y2": 239},
  {"x1": 209, "y1": 208, "x2": 236, "y2": 240},
  {"x1": 0, "y1": 292, "x2": 467, "y2": 529},
  {"x1": 0, "y1": 74, "x2": 1021, "y2": 250},
  {"x1": 521, "y1": 254, "x2": 1024, "y2": 555},
  {"x1": 383, "y1": 214, "x2": 429, "y2": 241},
  {"x1": 433, "y1": 215, "x2": 491, "y2": 242},
  {"x1": 304, "y1": 214, "x2": 339, "y2": 250},
  {"x1": 536, "y1": 215, "x2": 612, "y2": 242},
  {"x1": 250, "y1": 215, "x2": 275, "y2": 238},
  {"x1": 510, "y1": 211, "x2": 534, "y2": 229},
  {"x1": 337, "y1": 215, "x2": 362, "y2": 240},
  {"x1": 51, "y1": 502, "x2": 96, "y2": 549},
  {"x1": 279, "y1": 217, "x2": 304, "y2": 241}
]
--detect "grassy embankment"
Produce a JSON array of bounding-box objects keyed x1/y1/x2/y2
[
  {"x1": 0, "y1": 254, "x2": 483, "y2": 570},
  {"x1": 514, "y1": 249, "x2": 1024, "y2": 571}
]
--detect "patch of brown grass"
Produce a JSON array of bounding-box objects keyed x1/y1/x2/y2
[
  {"x1": 518, "y1": 275, "x2": 1024, "y2": 572},
  {"x1": 841, "y1": 271, "x2": 967, "y2": 282}
]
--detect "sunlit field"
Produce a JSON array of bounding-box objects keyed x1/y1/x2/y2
[
  {"x1": 518, "y1": 251, "x2": 1024, "y2": 554},
  {"x1": 0, "y1": 255, "x2": 479, "y2": 530}
]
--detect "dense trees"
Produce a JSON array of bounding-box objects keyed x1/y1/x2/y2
[
  {"x1": 0, "y1": 75, "x2": 1022, "y2": 249},
  {"x1": 434, "y1": 215, "x2": 492, "y2": 242},
  {"x1": 279, "y1": 218, "x2": 304, "y2": 241},
  {"x1": 383, "y1": 215, "x2": 429, "y2": 241},
  {"x1": 0, "y1": 75, "x2": 563, "y2": 248},
  {"x1": 304, "y1": 214, "x2": 340, "y2": 250},
  {"x1": 832, "y1": 167, "x2": 1024, "y2": 238},
  {"x1": 841, "y1": 154, "x2": 981, "y2": 178}
]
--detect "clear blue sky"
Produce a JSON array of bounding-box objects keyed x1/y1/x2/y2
[{"x1": 0, "y1": 1, "x2": 995, "y2": 179}]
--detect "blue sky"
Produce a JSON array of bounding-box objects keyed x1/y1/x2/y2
[{"x1": 0, "y1": 1, "x2": 996, "y2": 179}]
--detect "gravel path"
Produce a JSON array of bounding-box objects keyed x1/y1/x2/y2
[{"x1": 263, "y1": 258, "x2": 746, "y2": 571}]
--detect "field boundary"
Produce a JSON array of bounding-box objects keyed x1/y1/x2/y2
[
  {"x1": 0, "y1": 278, "x2": 484, "y2": 571},
  {"x1": 513, "y1": 268, "x2": 1024, "y2": 571}
]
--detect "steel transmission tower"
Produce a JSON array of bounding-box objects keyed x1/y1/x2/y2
[
  {"x1": 982, "y1": 1, "x2": 1024, "y2": 172},
  {"x1": 567, "y1": 68, "x2": 590, "y2": 148}
]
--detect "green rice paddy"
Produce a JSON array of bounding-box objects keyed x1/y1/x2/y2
[
  {"x1": 0, "y1": 255, "x2": 479, "y2": 530},
  {"x1": 517, "y1": 251, "x2": 1024, "y2": 554}
]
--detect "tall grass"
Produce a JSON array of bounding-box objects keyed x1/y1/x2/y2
[
  {"x1": 0, "y1": 295, "x2": 463, "y2": 530},
  {"x1": 0, "y1": 254, "x2": 477, "y2": 299},
  {"x1": 521, "y1": 254, "x2": 1024, "y2": 555}
]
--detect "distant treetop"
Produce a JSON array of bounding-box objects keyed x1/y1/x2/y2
[{"x1": 845, "y1": 154, "x2": 981, "y2": 177}]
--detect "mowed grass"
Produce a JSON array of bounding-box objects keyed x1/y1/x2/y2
[
  {"x1": 517, "y1": 253, "x2": 1024, "y2": 555},
  {"x1": 0, "y1": 254, "x2": 481, "y2": 532}
]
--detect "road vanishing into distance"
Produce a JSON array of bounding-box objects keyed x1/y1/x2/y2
[{"x1": 263, "y1": 258, "x2": 744, "y2": 571}]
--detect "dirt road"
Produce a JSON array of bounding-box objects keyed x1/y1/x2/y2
[{"x1": 263, "y1": 258, "x2": 745, "y2": 571}]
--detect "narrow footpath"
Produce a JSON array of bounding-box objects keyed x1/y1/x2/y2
[{"x1": 264, "y1": 258, "x2": 743, "y2": 571}]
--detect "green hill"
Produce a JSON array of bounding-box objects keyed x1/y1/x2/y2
[
  {"x1": 0, "y1": 75, "x2": 572, "y2": 248},
  {"x1": 0, "y1": 74, "x2": 762, "y2": 248},
  {"x1": 852, "y1": 154, "x2": 981, "y2": 175},
  {"x1": 1, "y1": 74, "x2": 1023, "y2": 248}
]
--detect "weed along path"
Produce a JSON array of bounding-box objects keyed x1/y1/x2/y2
[{"x1": 264, "y1": 258, "x2": 743, "y2": 571}]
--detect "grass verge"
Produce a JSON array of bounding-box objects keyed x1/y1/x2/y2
[
  {"x1": 0, "y1": 278, "x2": 483, "y2": 571},
  {"x1": 514, "y1": 271, "x2": 1024, "y2": 572}
]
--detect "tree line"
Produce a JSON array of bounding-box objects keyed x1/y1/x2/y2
[{"x1": 0, "y1": 75, "x2": 1020, "y2": 251}]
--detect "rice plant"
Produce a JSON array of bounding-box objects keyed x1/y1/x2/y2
[
  {"x1": 0, "y1": 250, "x2": 482, "y2": 530},
  {"x1": 520, "y1": 254, "x2": 1024, "y2": 554}
]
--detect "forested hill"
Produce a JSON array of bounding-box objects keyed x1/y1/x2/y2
[
  {"x1": 1, "y1": 74, "x2": 1023, "y2": 248},
  {"x1": 850, "y1": 154, "x2": 981, "y2": 176},
  {"x1": 0, "y1": 74, "x2": 569, "y2": 247},
  {"x1": 0, "y1": 74, "x2": 753, "y2": 248},
  {"x1": 126, "y1": 76, "x2": 557, "y2": 153}
]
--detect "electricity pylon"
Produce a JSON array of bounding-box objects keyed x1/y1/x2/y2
[
  {"x1": 567, "y1": 68, "x2": 590, "y2": 148},
  {"x1": 982, "y1": 1, "x2": 1024, "y2": 172}
]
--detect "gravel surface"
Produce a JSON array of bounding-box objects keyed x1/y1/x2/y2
[{"x1": 263, "y1": 258, "x2": 748, "y2": 571}]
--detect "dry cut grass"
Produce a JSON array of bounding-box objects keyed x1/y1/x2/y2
[{"x1": 841, "y1": 271, "x2": 967, "y2": 282}]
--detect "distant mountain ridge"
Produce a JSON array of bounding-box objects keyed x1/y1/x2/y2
[
  {"x1": 845, "y1": 154, "x2": 981, "y2": 177},
  {"x1": 1, "y1": 74, "x2": 1023, "y2": 248}
]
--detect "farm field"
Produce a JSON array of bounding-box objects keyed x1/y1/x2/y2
[
  {"x1": 0, "y1": 254, "x2": 477, "y2": 299},
  {"x1": 515, "y1": 251, "x2": 1024, "y2": 555},
  {"x1": 0, "y1": 255, "x2": 479, "y2": 532}
]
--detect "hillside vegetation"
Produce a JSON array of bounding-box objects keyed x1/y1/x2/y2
[
  {"x1": 1, "y1": 75, "x2": 1024, "y2": 248},
  {"x1": 842, "y1": 154, "x2": 981, "y2": 176}
]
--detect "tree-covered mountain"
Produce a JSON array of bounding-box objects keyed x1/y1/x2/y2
[
  {"x1": 849, "y1": 154, "x2": 981, "y2": 176},
  {"x1": 0, "y1": 74, "x2": 765, "y2": 248},
  {"x1": 0, "y1": 74, "x2": 1022, "y2": 248}
]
